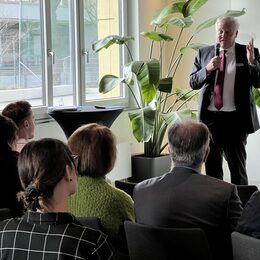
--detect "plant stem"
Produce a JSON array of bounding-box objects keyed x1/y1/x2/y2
[
  {"x1": 125, "y1": 43, "x2": 133, "y2": 62},
  {"x1": 167, "y1": 27, "x2": 184, "y2": 76},
  {"x1": 149, "y1": 26, "x2": 158, "y2": 59}
]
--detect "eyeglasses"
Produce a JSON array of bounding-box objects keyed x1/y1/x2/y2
[{"x1": 71, "y1": 154, "x2": 79, "y2": 168}]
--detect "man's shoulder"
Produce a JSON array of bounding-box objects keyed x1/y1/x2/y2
[
  {"x1": 200, "y1": 174, "x2": 235, "y2": 190},
  {"x1": 199, "y1": 44, "x2": 215, "y2": 53},
  {"x1": 134, "y1": 173, "x2": 169, "y2": 191}
]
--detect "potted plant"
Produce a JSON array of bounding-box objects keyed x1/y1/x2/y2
[{"x1": 92, "y1": 0, "x2": 245, "y2": 181}]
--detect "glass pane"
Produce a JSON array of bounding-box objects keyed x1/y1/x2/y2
[
  {"x1": 0, "y1": 0, "x2": 43, "y2": 109},
  {"x1": 51, "y1": 0, "x2": 73, "y2": 106},
  {"x1": 83, "y1": 0, "x2": 122, "y2": 101}
]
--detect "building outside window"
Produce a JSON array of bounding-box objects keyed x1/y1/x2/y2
[{"x1": 0, "y1": 0, "x2": 125, "y2": 111}]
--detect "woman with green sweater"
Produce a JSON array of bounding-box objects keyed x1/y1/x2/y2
[{"x1": 68, "y1": 123, "x2": 134, "y2": 258}]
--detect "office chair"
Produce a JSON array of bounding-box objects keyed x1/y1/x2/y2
[
  {"x1": 115, "y1": 180, "x2": 136, "y2": 198},
  {"x1": 124, "y1": 221, "x2": 212, "y2": 260},
  {"x1": 236, "y1": 185, "x2": 258, "y2": 207},
  {"x1": 0, "y1": 208, "x2": 11, "y2": 221},
  {"x1": 232, "y1": 231, "x2": 260, "y2": 260}
]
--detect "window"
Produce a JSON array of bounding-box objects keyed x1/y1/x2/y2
[{"x1": 0, "y1": 0, "x2": 126, "y2": 111}]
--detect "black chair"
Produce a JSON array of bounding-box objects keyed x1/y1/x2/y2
[
  {"x1": 124, "y1": 221, "x2": 212, "y2": 260},
  {"x1": 232, "y1": 231, "x2": 260, "y2": 260},
  {"x1": 115, "y1": 180, "x2": 136, "y2": 198},
  {"x1": 76, "y1": 216, "x2": 103, "y2": 231},
  {"x1": 236, "y1": 185, "x2": 258, "y2": 207},
  {"x1": 0, "y1": 208, "x2": 11, "y2": 221}
]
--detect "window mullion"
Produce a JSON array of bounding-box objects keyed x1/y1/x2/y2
[
  {"x1": 40, "y1": 0, "x2": 53, "y2": 106},
  {"x1": 71, "y1": 0, "x2": 85, "y2": 106}
]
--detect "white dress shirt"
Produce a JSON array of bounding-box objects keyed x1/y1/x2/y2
[{"x1": 208, "y1": 44, "x2": 236, "y2": 111}]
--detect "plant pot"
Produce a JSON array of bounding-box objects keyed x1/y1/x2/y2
[{"x1": 131, "y1": 154, "x2": 171, "y2": 182}]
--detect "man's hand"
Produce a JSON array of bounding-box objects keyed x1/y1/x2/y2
[
  {"x1": 247, "y1": 38, "x2": 255, "y2": 65},
  {"x1": 206, "y1": 56, "x2": 221, "y2": 73}
]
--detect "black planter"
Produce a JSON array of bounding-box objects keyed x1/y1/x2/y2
[{"x1": 131, "y1": 155, "x2": 171, "y2": 182}]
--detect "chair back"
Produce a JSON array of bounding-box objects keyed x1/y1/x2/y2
[
  {"x1": 0, "y1": 208, "x2": 11, "y2": 221},
  {"x1": 124, "y1": 221, "x2": 212, "y2": 260},
  {"x1": 236, "y1": 185, "x2": 258, "y2": 207},
  {"x1": 232, "y1": 231, "x2": 260, "y2": 260},
  {"x1": 115, "y1": 180, "x2": 136, "y2": 198}
]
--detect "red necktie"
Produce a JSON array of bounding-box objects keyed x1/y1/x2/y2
[{"x1": 214, "y1": 50, "x2": 226, "y2": 110}]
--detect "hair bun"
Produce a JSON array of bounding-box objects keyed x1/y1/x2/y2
[{"x1": 24, "y1": 182, "x2": 39, "y2": 203}]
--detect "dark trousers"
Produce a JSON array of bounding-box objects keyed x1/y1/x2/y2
[{"x1": 203, "y1": 110, "x2": 248, "y2": 185}]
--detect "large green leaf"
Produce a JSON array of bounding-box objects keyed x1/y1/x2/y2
[
  {"x1": 128, "y1": 107, "x2": 156, "y2": 142},
  {"x1": 151, "y1": 1, "x2": 186, "y2": 25},
  {"x1": 130, "y1": 59, "x2": 160, "y2": 104},
  {"x1": 195, "y1": 9, "x2": 246, "y2": 34},
  {"x1": 92, "y1": 35, "x2": 134, "y2": 52},
  {"x1": 158, "y1": 77, "x2": 173, "y2": 93},
  {"x1": 180, "y1": 43, "x2": 208, "y2": 54},
  {"x1": 165, "y1": 16, "x2": 193, "y2": 28},
  {"x1": 141, "y1": 32, "x2": 173, "y2": 42},
  {"x1": 225, "y1": 8, "x2": 246, "y2": 17},
  {"x1": 253, "y1": 88, "x2": 260, "y2": 108},
  {"x1": 161, "y1": 109, "x2": 192, "y2": 126},
  {"x1": 99, "y1": 75, "x2": 124, "y2": 93},
  {"x1": 182, "y1": 0, "x2": 208, "y2": 17}
]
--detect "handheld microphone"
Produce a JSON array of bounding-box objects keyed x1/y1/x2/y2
[{"x1": 215, "y1": 43, "x2": 220, "y2": 56}]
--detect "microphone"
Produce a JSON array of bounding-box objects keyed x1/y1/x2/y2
[
  {"x1": 215, "y1": 43, "x2": 220, "y2": 57},
  {"x1": 215, "y1": 44, "x2": 220, "y2": 73}
]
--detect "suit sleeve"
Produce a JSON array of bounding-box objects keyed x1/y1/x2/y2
[
  {"x1": 227, "y1": 185, "x2": 243, "y2": 231},
  {"x1": 249, "y1": 48, "x2": 260, "y2": 89},
  {"x1": 189, "y1": 49, "x2": 213, "y2": 90}
]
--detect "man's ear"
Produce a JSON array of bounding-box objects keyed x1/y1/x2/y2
[{"x1": 204, "y1": 146, "x2": 210, "y2": 162}]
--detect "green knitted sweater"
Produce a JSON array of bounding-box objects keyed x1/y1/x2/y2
[{"x1": 69, "y1": 176, "x2": 134, "y2": 246}]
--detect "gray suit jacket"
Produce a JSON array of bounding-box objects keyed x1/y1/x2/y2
[
  {"x1": 189, "y1": 43, "x2": 260, "y2": 134},
  {"x1": 134, "y1": 167, "x2": 243, "y2": 260}
]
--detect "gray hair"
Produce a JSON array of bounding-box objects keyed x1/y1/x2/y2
[
  {"x1": 215, "y1": 16, "x2": 239, "y2": 32},
  {"x1": 168, "y1": 120, "x2": 210, "y2": 169}
]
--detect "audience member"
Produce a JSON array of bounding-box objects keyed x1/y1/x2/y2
[
  {"x1": 0, "y1": 114, "x2": 23, "y2": 217},
  {"x1": 68, "y1": 123, "x2": 134, "y2": 258},
  {"x1": 236, "y1": 190, "x2": 260, "y2": 238},
  {"x1": 134, "y1": 120, "x2": 243, "y2": 260},
  {"x1": 0, "y1": 138, "x2": 113, "y2": 259},
  {"x1": 2, "y1": 100, "x2": 35, "y2": 152}
]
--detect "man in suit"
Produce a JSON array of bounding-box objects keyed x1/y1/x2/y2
[
  {"x1": 189, "y1": 16, "x2": 260, "y2": 185},
  {"x1": 134, "y1": 120, "x2": 243, "y2": 260}
]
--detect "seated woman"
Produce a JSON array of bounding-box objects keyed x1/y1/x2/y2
[
  {"x1": 68, "y1": 123, "x2": 134, "y2": 257},
  {"x1": 0, "y1": 138, "x2": 113, "y2": 259},
  {"x1": 2, "y1": 101, "x2": 35, "y2": 152},
  {"x1": 236, "y1": 190, "x2": 260, "y2": 238},
  {"x1": 0, "y1": 114, "x2": 23, "y2": 217}
]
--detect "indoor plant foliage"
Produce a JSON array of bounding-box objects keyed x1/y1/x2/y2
[{"x1": 92, "y1": 0, "x2": 245, "y2": 157}]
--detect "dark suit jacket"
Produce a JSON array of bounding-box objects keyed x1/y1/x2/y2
[
  {"x1": 236, "y1": 190, "x2": 260, "y2": 238},
  {"x1": 134, "y1": 167, "x2": 243, "y2": 260},
  {"x1": 189, "y1": 43, "x2": 260, "y2": 134}
]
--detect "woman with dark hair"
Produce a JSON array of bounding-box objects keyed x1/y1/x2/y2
[
  {"x1": 0, "y1": 138, "x2": 114, "y2": 260},
  {"x1": 0, "y1": 114, "x2": 23, "y2": 217},
  {"x1": 2, "y1": 100, "x2": 35, "y2": 152},
  {"x1": 68, "y1": 123, "x2": 134, "y2": 258}
]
